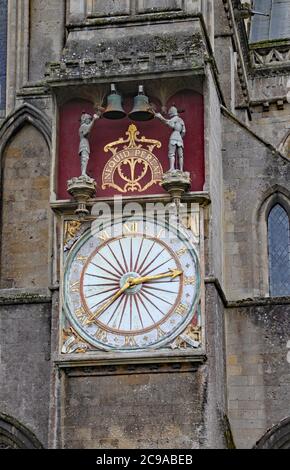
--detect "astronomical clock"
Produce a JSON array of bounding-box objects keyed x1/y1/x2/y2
[{"x1": 57, "y1": 83, "x2": 205, "y2": 360}]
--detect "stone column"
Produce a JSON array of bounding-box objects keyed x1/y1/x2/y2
[{"x1": 6, "y1": 0, "x2": 29, "y2": 113}]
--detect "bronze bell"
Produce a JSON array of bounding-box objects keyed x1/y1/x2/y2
[
  {"x1": 129, "y1": 85, "x2": 154, "y2": 122},
  {"x1": 103, "y1": 84, "x2": 127, "y2": 120}
]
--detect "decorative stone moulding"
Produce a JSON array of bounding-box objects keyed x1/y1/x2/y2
[
  {"x1": 250, "y1": 41, "x2": 290, "y2": 74},
  {"x1": 67, "y1": 175, "x2": 97, "y2": 216},
  {"x1": 47, "y1": 52, "x2": 203, "y2": 84},
  {"x1": 251, "y1": 48, "x2": 290, "y2": 68},
  {"x1": 46, "y1": 24, "x2": 205, "y2": 85},
  {"x1": 161, "y1": 170, "x2": 191, "y2": 209}
]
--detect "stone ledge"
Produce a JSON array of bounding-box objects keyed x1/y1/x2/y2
[
  {"x1": 17, "y1": 84, "x2": 51, "y2": 98},
  {"x1": 50, "y1": 191, "x2": 211, "y2": 214},
  {"x1": 55, "y1": 349, "x2": 207, "y2": 369},
  {"x1": 68, "y1": 12, "x2": 200, "y2": 30},
  {"x1": 249, "y1": 38, "x2": 290, "y2": 51},
  {"x1": 227, "y1": 296, "x2": 290, "y2": 308},
  {"x1": 0, "y1": 288, "x2": 52, "y2": 305},
  {"x1": 47, "y1": 59, "x2": 204, "y2": 86},
  {"x1": 58, "y1": 362, "x2": 205, "y2": 377},
  {"x1": 205, "y1": 277, "x2": 290, "y2": 308}
]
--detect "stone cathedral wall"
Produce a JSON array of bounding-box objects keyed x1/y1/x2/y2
[{"x1": 0, "y1": 0, "x2": 289, "y2": 449}]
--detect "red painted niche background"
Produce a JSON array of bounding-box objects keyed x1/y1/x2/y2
[{"x1": 57, "y1": 90, "x2": 205, "y2": 199}]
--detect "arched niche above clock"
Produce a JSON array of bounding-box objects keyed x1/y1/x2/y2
[{"x1": 56, "y1": 89, "x2": 205, "y2": 200}]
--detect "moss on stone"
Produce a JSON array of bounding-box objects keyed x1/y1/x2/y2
[{"x1": 250, "y1": 38, "x2": 290, "y2": 50}]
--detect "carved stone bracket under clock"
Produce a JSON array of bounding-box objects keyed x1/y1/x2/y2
[
  {"x1": 67, "y1": 175, "x2": 97, "y2": 216},
  {"x1": 162, "y1": 170, "x2": 191, "y2": 209}
]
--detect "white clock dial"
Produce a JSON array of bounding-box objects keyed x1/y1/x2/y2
[
  {"x1": 63, "y1": 217, "x2": 200, "y2": 351},
  {"x1": 81, "y1": 235, "x2": 182, "y2": 333}
]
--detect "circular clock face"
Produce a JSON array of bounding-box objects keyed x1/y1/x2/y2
[{"x1": 63, "y1": 217, "x2": 200, "y2": 351}]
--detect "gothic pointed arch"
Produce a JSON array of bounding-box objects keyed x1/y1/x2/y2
[
  {"x1": 0, "y1": 412, "x2": 43, "y2": 449},
  {"x1": 254, "y1": 417, "x2": 290, "y2": 449},
  {"x1": 0, "y1": 103, "x2": 52, "y2": 160},
  {"x1": 0, "y1": 108, "x2": 51, "y2": 288},
  {"x1": 256, "y1": 185, "x2": 290, "y2": 220},
  {"x1": 253, "y1": 185, "x2": 290, "y2": 296}
]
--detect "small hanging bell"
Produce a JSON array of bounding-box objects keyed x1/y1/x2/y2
[
  {"x1": 103, "y1": 84, "x2": 127, "y2": 120},
  {"x1": 129, "y1": 85, "x2": 154, "y2": 122}
]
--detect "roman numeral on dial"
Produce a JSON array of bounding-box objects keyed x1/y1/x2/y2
[
  {"x1": 95, "y1": 328, "x2": 108, "y2": 343},
  {"x1": 98, "y1": 231, "x2": 110, "y2": 242},
  {"x1": 175, "y1": 303, "x2": 188, "y2": 317},
  {"x1": 123, "y1": 222, "x2": 138, "y2": 235},
  {"x1": 176, "y1": 247, "x2": 188, "y2": 257},
  {"x1": 184, "y1": 277, "x2": 196, "y2": 286},
  {"x1": 70, "y1": 281, "x2": 80, "y2": 293},
  {"x1": 124, "y1": 336, "x2": 137, "y2": 348}
]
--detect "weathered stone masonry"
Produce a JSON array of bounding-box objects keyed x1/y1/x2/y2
[{"x1": 0, "y1": 0, "x2": 290, "y2": 449}]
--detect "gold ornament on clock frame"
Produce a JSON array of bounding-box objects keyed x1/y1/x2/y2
[{"x1": 62, "y1": 216, "x2": 201, "y2": 352}]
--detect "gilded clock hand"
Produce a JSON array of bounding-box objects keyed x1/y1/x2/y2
[
  {"x1": 128, "y1": 269, "x2": 183, "y2": 287},
  {"x1": 85, "y1": 281, "x2": 131, "y2": 325}
]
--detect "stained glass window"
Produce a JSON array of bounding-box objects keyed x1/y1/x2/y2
[
  {"x1": 250, "y1": 0, "x2": 290, "y2": 42},
  {"x1": 268, "y1": 204, "x2": 290, "y2": 296}
]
